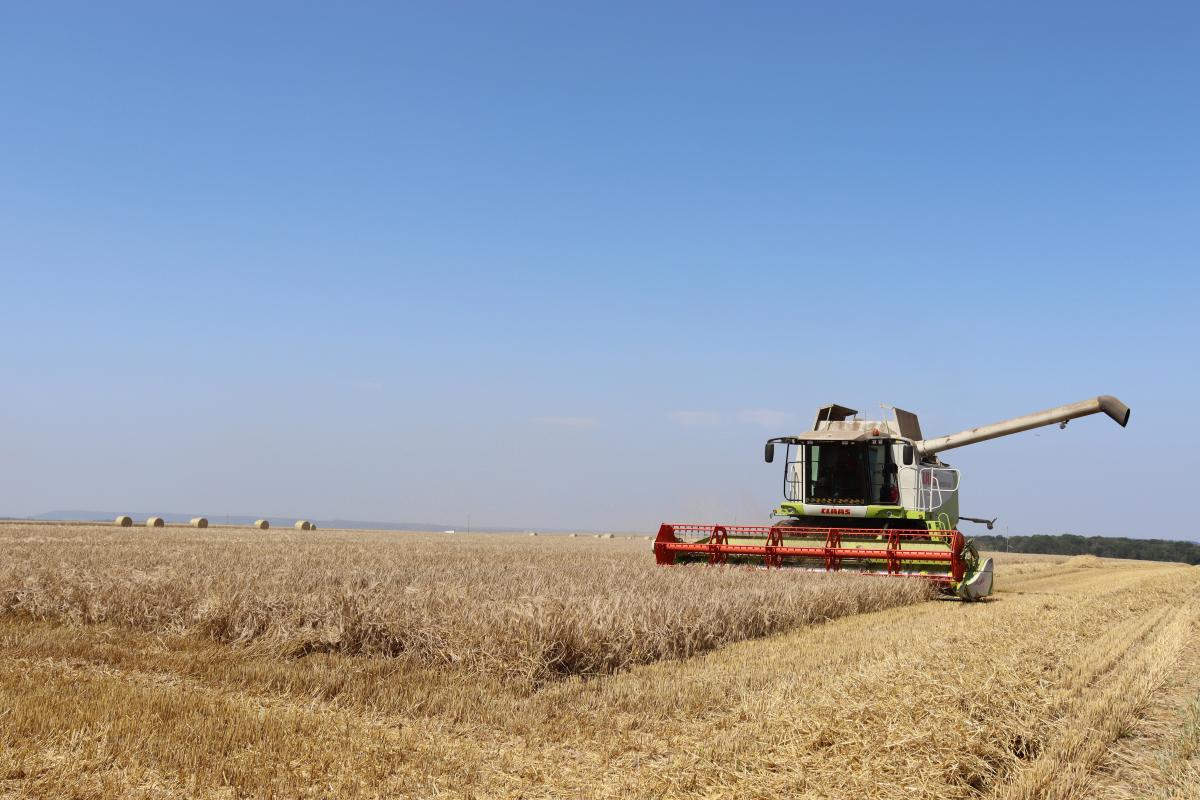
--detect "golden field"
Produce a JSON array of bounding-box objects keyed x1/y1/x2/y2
[
  {"x1": 0, "y1": 523, "x2": 927, "y2": 685},
  {"x1": 1, "y1": 522, "x2": 1199, "y2": 799}
]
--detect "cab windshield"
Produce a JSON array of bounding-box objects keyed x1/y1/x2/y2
[{"x1": 802, "y1": 441, "x2": 898, "y2": 506}]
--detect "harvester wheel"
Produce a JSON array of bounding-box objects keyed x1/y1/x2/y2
[{"x1": 962, "y1": 540, "x2": 981, "y2": 572}]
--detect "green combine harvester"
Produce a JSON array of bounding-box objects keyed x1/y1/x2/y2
[{"x1": 654, "y1": 396, "x2": 1130, "y2": 600}]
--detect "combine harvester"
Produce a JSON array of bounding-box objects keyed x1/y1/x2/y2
[{"x1": 654, "y1": 396, "x2": 1130, "y2": 600}]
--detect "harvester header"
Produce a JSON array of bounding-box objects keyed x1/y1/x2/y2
[{"x1": 654, "y1": 395, "x2": 1131, "y2": 600}]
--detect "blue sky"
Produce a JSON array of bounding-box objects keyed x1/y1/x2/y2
[{"x1": 2, "y1": 2, "x2": 1196, "y2": 535}]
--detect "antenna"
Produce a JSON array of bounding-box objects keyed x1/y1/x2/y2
[{"x1": 880, "y1": 403, "x2": 899, "y2": 433}]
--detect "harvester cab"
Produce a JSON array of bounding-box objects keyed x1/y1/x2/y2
[{"x1": 654, "y1": 396, "x2": 1130, "y2": 600}]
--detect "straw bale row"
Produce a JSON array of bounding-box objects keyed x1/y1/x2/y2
[{"x1": 112, "y1": 516, "x2": 316, "y2": 531}]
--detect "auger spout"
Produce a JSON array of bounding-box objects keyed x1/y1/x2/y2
[{"x1": 915, "y1": 395, "x2": 1130, "y2": 456}]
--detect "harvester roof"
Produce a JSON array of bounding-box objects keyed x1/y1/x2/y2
[
  {"x1": 796, "y1": 426, "x2": 894, "y2": 443},
  {"x1": 809, "y1": 403, "x2": 923, "y2": 442}
]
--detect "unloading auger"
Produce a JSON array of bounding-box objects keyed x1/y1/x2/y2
[{"x1": 653, "y1": 396, "x2": 1130, "y2": 600}]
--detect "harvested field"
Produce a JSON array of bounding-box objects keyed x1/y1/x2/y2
[{"x1": 1, "y1": 522, "x2": 1199, "y2": 799}]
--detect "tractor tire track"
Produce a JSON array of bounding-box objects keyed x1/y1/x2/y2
[{"x1": 989, "y1": 601, "x2": 1198, "y2": 800}]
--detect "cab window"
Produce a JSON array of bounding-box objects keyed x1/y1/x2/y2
[{"x1": 804, "y1": 441, "x2": 897, "y2": 505}]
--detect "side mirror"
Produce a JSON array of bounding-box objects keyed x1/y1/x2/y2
[
  {"x1": 902, "y1": 443, "x2": 914, "y2": 465},
  {"x1": 764, "y1": 442, "x2": 775, "y2": 463}
]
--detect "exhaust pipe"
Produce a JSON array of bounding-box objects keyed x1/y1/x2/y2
[{"x1": 915, "y1": 395, "x2": 1130, "y2": 456}]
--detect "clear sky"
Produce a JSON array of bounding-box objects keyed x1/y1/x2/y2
[{"x1": 2, "y1": 2, "x2": 1196, "y2": 536}]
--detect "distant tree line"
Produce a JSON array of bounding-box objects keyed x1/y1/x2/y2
[{"x1": 971, "y1": 533, "x2": 1200, "y2": 565}]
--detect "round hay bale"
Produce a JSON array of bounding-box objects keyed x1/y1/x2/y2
[
  {"x1": 600, "y1": 533, "x2": 614, "y2": 539},
  {"x1": 190, "y1": 517, "x2": 208, "y2": 528},
  {"x1": 309, "y1": 523, "x2": 317, "y2": 531},
  {"x1": 146, "y1": 517, "x2": 165, "y2": 528},
  {"x1": 568, "y1": 533, "x2": 577, "y2": 538},
  {"x1": 528, "y1": 532, "x2": 538, "y2": 537},
  {"x1": 253, "y1": 519, "x2": 269, "y2": 530},
  {"x1": 294, "y1": 520, "x2": 311, "y2": 531},
  {"x1": 114, "y1": 515, "x2": 133, "y2": 527}
]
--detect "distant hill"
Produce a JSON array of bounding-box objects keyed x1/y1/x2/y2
[{"x1": 972, "y1": 533, "x2": 1200, "y2": 565}]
